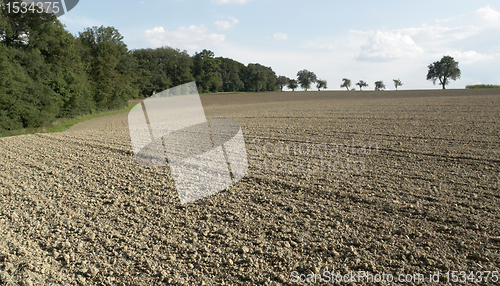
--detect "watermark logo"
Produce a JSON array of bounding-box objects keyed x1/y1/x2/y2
[
  {"x1": 248, "y1": 137, "x2": 378, "y2": 176},
  {"x1": 128, "y1": 82, "x2": 248, "y2": 204},
  {"x1": 4, "y1": 0, "x2": 79, "y2": 17}
]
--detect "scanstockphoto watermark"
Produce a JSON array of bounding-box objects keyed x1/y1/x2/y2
[{"x1": 248, "y1": 137, "x2": 379, "y2": 175}]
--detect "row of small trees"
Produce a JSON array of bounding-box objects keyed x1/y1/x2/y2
[
  {"x1": 276, "y1": 74, "x2": 403, "y2": 92},
  {"x1": 275, "y1": 55, "x2": 462, "y2": 92},
  {"x1": 276, "y1": 70, "x2": 328, "y2": 92},
  {"x1": 340, "y1": 78, "x2": 403, "y2": 91}
]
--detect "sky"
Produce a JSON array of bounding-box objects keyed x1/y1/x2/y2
[{"x1": 58, "y1": 0, "x2": 500, "y2": 90}]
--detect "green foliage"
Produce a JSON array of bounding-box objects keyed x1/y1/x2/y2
[
  {"x1": 374, "y1": 80, "x2": 385, "y2": 91},
  {"x1": 393, "y1": 79, "x2": 403, "y2": 90},
  {"x1": 465, "y1": 84, "x2": 500, "y2": 89},
  {"x1": 133, "y1": 47, "x2": 194, "y2": 97},
  {"x1": 219, "y1": 57, "x2": 245, "y2": 92},
  {"x1": 242, "y1": 63, "x2": 277, "y2": 92},
  {"x1": 316, "y1": 79, "x2": 327, "y2": 91},
  {"x1": 131, "y1": 48, "x2": 279, "y2": 96},
  {"x1": 193, "y1": 49, "x2": 222, "y2": 93},
  {"x1": 341, "y1": 78, "x2": 351, "y2": 91},
  {"x1": 0, "y1": 4, "x2": 94, "y2": 131},
  {"x1": 287, "y1": 79, "x2": 298, "y2": 91},
  {"x1": 277, "y1": 75, "x2": 289, "y2": 91},
  {"x1": 1, "y1": 102, "x2": 135, "y2": 137},
  {"x1": 427, "y1": 55, "x2": 461, "y2": 89},
  {"x1": 297, "y1": 69, "x2": 317, "y2": 91},
  {"x1": 78, "y1": 26, "x2": 138, "y2": 110},
  {"x1": 356, "y1": 80, "x2": 368, "y2": 91}
]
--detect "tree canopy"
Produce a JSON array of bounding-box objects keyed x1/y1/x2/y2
[
  {"x1": 316, "y1": 79, "x2": 327, "y2": 91},
  {"x1": 78, "y1": 26, "x2": 138, "y2": 109},
  {"x1": 277, "y1": 76, "x2": 289, "y2": 91},
  {"x1": 340, "y1": 78, "x2": 351, "y2": 91},
  {"x1": 393, "y1": 79, "x2": 402, "y2": 90},
  {"x1": 374, "y1": 80, "x2": 385, "y2": 91},
  {"x1": 426, "y1": 55, "x2": 461, "y2": 89},
  {"x1": 1, "y1": 3, "x2": 94, "y2": 130},
  {"x1": 297, "y1": 69, "x2": 317, "y2": 91},
  {"x1": 287, "y1": 79, "x2": 298, "y2": 91},
  {"x1": 356, "y1": 80, "x2": 368, "y2": 91}
]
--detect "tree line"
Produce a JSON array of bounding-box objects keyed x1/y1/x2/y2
[
  {"x1": 338, "y1": 78, "x2": 403, "y2": 91},
  {"x1": 0, "y1": 3, "x2": 278, "y2": 131},
  {"x1": 276, "y1": 70, "x2": 328, "y2": 92},
  {"x1": 0, "y1": 0, "x2": 465, "y2": 132}
]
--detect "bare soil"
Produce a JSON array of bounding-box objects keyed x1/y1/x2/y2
[{"x1": 1, "y1": 89, "x2": 499, "y2": 285}]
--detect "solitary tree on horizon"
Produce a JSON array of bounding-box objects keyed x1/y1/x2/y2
[
  {"x1": 340, "y1": 78, "x2": 351, "y2": 91},
  {"x1": 375, "y1": 80, "x2": 385, "y2": 91},
  {"x1": 426, "y1": 55, "x2": 461, "y2": 89},
  {"x1": 287, "y1": 79, "x2": 298, "y2": 91},
  {"x1": 393, "y1": 79, "x2": 403, "y2": 90},
  {"x1": 316, "y1": 79, "x2": 327, "y2": 91},
  {"x1": 356, "y1": 80, "x2": 368, "y2": 91},
  {"x1": 297, "y1": 69, "x2": 317, "y2": 91}
]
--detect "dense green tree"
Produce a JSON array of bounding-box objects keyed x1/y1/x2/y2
[
  {"x1": 0, "y1": 2, "x2": 93, "y2": 130},
  {"x1": 133, "y1": 47, "x2": 194, "y2": 97},
  {"x1": 340, "y1": 78, "x2": 351, "y2": 91},
  {"x1": 287, "y1": 79, "x2": 298, "y2": 91},
  {"x1": 427, "y1": 55, "x2": 461, "y2": 89},
  {"x1": 356, "y1": 80, "x2": 368, "y2": 91},
  {"x1": 193, "y1": 49, "x2": 222, "y2": 93},
  {"x1": 133, "y1": 48, "x2": 171, "y2": 97},
  {"x1": 241, "y1": 63, "x2": 277, "y2": 92},
  {"x1": 219, "y1": 57, "x2": 244, "y2": 92},
  {"x1": 297, "y1": 69, "x2": 317, "y2": 91},
  {"x1": 0, "y1": 44, "x2": 34, "y2": 130},
  {"x1": 316, "y1": 79, "x2": 327, "y2": 91},
  {"x1": 246, "y1": 64, "x2": 264, "y2": 92},
  {"x1": 78, "y1": 26, "x2": 138, "y2": 109},
  {"x1": 393, "y1": 79, "x2": 402, "y2": 90},
  {"x1": 261, "y1": 66, "x2": 278, "y2": 92},
  {"x1": 277, "y1": 75, "x2": 289, "y2": 91},
  {"x1": 374, "y1": 80, "x2": 385, "y2": 91}
]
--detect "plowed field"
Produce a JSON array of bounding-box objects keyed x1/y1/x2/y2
[{"x1": 1, "y1": 89, "x2": 499, "y2": 285}]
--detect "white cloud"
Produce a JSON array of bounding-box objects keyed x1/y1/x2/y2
[
  {"x1": 307, "y1": 6, "x2": 500, "y2": 63},
  {"x1": 357, "y1": 30, "x2": 424, "y2": 61},
  {"x1": 439, "y1": 5, "x2": 500, "y2": 27},
  {"x1": 470, "y1": 5, "x2": 500, "y2": 26},
  {"x1": 445, "y1": 50, "x2": 498, "y2": 64},
  {"x1": 214, "y1": 0, "x2": 251, "y2": 4},
  {"x1": 214, "y1": 17, "x2": 239, "y2": 30},
  {"x1": 273, "y1": 33, "x2": 289, "y2": 41},
  {"x1": 143, "y1": 25, "x2": 225, "y2": 52}
]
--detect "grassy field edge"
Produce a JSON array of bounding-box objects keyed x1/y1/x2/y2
[{"x1": 0, "y1": 102, "x2": 138, "y2": 138}]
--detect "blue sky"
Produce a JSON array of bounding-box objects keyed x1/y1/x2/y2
[{"x1": 59, "y1": 0, "x2": 500, "y2": 90}]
